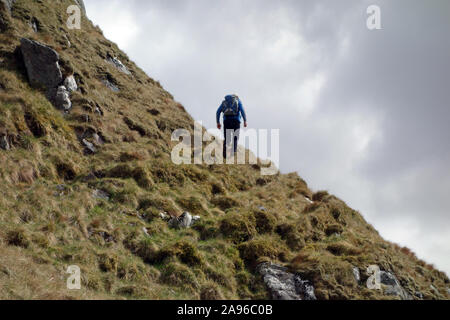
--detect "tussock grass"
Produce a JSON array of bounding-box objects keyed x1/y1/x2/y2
[{"x1": 0, "y1": 0, "x2": 448, "y2": 301}]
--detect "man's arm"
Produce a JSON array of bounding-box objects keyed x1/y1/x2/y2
[
  {"x1": 239, "y1": 100, "x2": 248, "y2": 127},
  {"x1": 216, "y1": 103, "x2": 223, "y2": 129}
]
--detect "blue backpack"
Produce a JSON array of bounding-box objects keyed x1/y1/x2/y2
[{"x1": 222, "y1": 95, "x2": 239, "y2": 116}]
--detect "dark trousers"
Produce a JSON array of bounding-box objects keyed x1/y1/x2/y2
[{"x1": 223, "y1": 118, "x2": 241, "y2": 159}]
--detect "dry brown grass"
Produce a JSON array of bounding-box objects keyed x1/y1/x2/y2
[{"x1": 0, "y1": 0, "x2": 448, "y2": 301}]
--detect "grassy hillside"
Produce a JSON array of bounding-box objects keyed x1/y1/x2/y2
[{"x1": 0, "y1": 0, "x2": 448, "y2": 300}]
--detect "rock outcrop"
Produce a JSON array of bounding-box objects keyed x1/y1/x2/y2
[
  {"x1": 0, "y1": 133, "x2": 10, "y2": 150},
  {"x1": 53, "y1": 85, "x2": 72, "y2": 111},
  {"x1": 257, "y1": 262, "x2": 316, "y2": 300},
  {"x1": 379, "y1": 271, "x2": 412, "y2": 300},
  {"x1": 20, "y1": 38, "x2": 63, "y2": 90},
  {"x1": 20, "y1": 38, "x2": 78, "y2": 112},
  {"x1": 64, "y1": 75, "x2": 78, "y2": 92},
  {"x1": 106, "y1": 54, "x2": 131, "y2": 75}
]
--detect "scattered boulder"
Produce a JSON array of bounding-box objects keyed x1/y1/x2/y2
[
  {"x1": 64, "y1": 75, "x2": 78, "y2": 92},
  {"x1": 168, "y1": 212, "x2": 200, "y2": 229},
  {"x1": 414, "y1": 291, "x2": 424, "y2": 299},
  {"x1": 53, "y1": 85, "x2": 72, "y2": 111},
  {"x1": 379, "y1": 271, "x2": 412, "y2": 300},
  {"x1": 106, "y1": 54, "x2": 131, "y2": 75},
  {"x1": 20, "y1": 38, "x2": 63, "y2": 89},
  {"x1": 257, "y1": 262, "x2": 316, "y2": 300},
  {"x1": 82, "y1": 138, "x2": 96, "y2": 154},
  {"x1": 257, "y1": 206, "x2": 267, "y2": 212}
]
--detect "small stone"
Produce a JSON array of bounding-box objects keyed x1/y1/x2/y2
[
  {"x1": 168, "y1": 212, "x2": 199, "y2": 229},
  {"x1": 0, "y1": 135, "x2": 10, "y2": 150},
  {"x1": 159, "y1": 212, "x2": 169, "y2": 220},
  {"x1": 257, "y1": 262, "x2": 316, "y2": 300},
  {"x1": 92, "y1": 133, "x2": 104, "y2": 145},
  {"x1": 142, "y1": 227, "x2": 149, "y2": 236},
  {"x1": 82, "y1": 139, "x2": 96, "y2": 154},
  {"x1": 54, "y1": 86, "x2": 72, "y2": 111},
  {"x1": 64, "y1": 75, "x2": 77, "y2": 92},
  {"x1": 352, "y1": 267, "x2": 361, "y2": 283}
]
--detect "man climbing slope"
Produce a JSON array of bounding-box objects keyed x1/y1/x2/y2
[{"x1": 216, "y1": 94, "x2": 247, "y2": 159}]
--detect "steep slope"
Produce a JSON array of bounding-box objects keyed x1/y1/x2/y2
[{"x1": 0, "y1": 0, "x2": 448, "y2": 300}]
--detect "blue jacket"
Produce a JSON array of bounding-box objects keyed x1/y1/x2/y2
[{"x1": 216, "y1": 95, "x2": 247, "y2": 123}]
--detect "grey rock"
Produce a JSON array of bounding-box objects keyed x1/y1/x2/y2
[
  {"x1": 64, "y1": 75, "x2": 77, "y2": 92},
  {"x1": 414, "y1": 291, "x2": 424, "y2": 299},
  {"x1": 352, "y1": 267, "x2": 361, "y2": 283},
  {"x1": 92, "y1": 189, "x2": 109, "y2": 200},
  {"x1": 159, "y1": 212, "x2": 170, "y2": 220},
  {"x1": 106, "y1": 55, "x2": 131, "y2": 75},
  {"x1": 0, "y1": 134, "x2": 10, "y2": 150},
  {"x1": 62, "y1": 34, "x2": 71, "y2": 48},
  {"x1": 29, "y1": 17, "x2": 39, "y2": 32},
  {"x1": 257, "y1": 262, "x2": 316, "y2": 300},
  {"x1": 379, "y1": 271, "x2": 412, "y2": 300},
  {"x1": 92, "y1": 133, "x2": 104, "y2": 145},
  {"x1": 169, "y1": 212, "x2": 199, "y2": 229},
  {"x1": 20, "y1": 38, "x2": 63, "y2": 89},
  {"x1": 257, "y1": 206, "x2": 267, "y2": 211},
  {"x1": 94, "y1": 105, "x2": 104, "y2": 116},
  {"x1": 54, "y1": 86, "x2": 72, "y2": 111},
  {"x1": 102, "y1": 79, "x2": 119, "y2": 92},
  {"x1": 305, "y1": 197, "x2": 313, "y2": 204},
  {"x1": 446, "y1": 287, "x2": 450, "y2": 295},
  {"x1": 82, "y1": 138, "x2": 96, "y2": 154}
]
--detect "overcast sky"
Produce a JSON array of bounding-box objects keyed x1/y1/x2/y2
[{"x1": 84, "y1": 0, "x2": 450, "y2": 276}]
